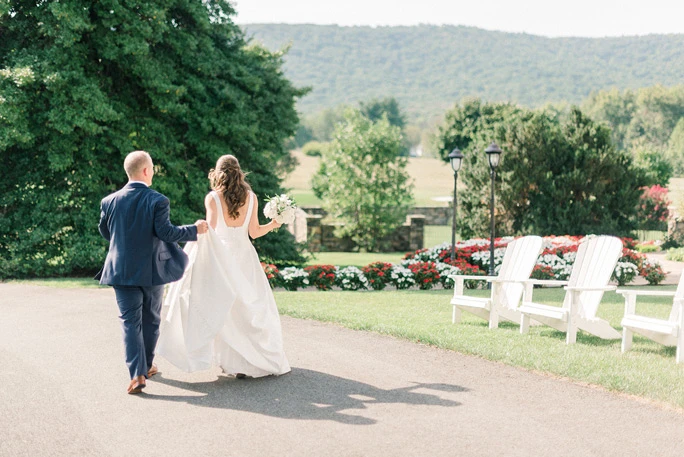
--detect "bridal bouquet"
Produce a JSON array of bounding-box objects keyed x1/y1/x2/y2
[{"x1": 263, "y1": 194, "x2": 297, "y2": 225}]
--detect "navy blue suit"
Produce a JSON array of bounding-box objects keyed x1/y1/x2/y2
[{"x1": 97, "y1": 182, "x2": 197, "y2": 379}]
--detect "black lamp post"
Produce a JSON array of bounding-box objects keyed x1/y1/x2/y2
[
  {"x1": 448, "y1": 148, "x2": 464, "y2": 261},
  {"x1": 485, "y1": 142, "x2": 502, "y2": 276}
]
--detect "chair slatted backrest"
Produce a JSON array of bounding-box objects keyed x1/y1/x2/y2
[
  {"x1": 497, "y1": 236, "x2": 543, "y2": 310},
  {"x1": 563, "y1": 236, "x2": 623, "y2": 319}
]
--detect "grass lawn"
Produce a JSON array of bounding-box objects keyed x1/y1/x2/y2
[
  {"x1": 274, "y1": 285, "x2": 684, "y2": 408},
  {"x1": 8, "y1": 277, "x2": 106, "y2": 288},
  {"x1": 424, "y1": 225, "x2": 452, "y2": 247}
]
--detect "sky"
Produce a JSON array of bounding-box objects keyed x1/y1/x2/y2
[{"x1": 233, "y1": 0, "x2": 684, "y2": 38}]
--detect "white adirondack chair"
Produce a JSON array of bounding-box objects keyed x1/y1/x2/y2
[
  {"x1": 451, "y1": 235, "x2": 543, "y2": 329},
  {"x1": 519, "y1": 235, "x2": 623, "y2": 344},
  {"x1": 617, "y1": 271, "x2": 684, "y2": 363}
]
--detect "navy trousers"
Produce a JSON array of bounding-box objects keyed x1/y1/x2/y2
[{"x1": 113, "y1": 285, "x2": 165, "y2": 379}]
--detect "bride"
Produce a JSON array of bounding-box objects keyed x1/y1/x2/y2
[{"x1": 157, "y1": 155, "x2": 291, "y2": 378}]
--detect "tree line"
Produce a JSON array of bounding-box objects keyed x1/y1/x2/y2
[{"x1": 244, "y1": 24, "x2": 684, "y2": 125}]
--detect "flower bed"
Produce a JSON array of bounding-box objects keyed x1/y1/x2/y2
[{"x1": 263, "y1": 235, "x2": 663, "y2": 291}]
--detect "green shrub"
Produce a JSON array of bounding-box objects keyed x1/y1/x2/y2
[
  {"x1": 635, "y1": 244, "x2": 660, "y2": 253},
  {"x1": 666, "y1": 248, "x2": 684, "y2": 262},
  {"x1": 301, "y1": 141, "x2": 328, "y2": 157}
]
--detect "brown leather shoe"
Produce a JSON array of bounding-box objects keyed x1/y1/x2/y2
[
  {"x1": 147, "y1": 365, "x2": 158, "y2": 378},
  {"x1": 127, "y1": 376, "x2": 146, "y2": 394}
]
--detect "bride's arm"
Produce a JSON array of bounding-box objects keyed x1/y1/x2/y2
[
  {"x1": 204, "y1": 194, "x2": 218, "y2": 230},
  {"x1": 248, "y1": 193, "x2": 281, "y2": 239}
]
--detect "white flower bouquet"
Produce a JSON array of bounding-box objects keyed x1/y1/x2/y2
[{"x1": 263, "y1": 194, "x2": 297, "y2": 225}]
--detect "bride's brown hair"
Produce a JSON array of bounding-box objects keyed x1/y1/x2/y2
[{"x1": 208, "y1": 155, "x2": 252, "y2": 219}]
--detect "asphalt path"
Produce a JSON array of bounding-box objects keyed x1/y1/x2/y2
[{"x1": 1, "y1": 284, "x2": 683, "y2": 457}]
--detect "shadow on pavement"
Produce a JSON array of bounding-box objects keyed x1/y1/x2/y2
[{"x1": 141, "y1": 367, "x2": 467, "y2": 425}]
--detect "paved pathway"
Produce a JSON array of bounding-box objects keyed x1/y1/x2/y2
[{"x1": 1, "y1": 284, "x2": 683, "y2": 457}]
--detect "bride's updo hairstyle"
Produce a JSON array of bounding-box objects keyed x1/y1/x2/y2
[{"x1": 208, "y1": 155, "x2": 252, "y2": 219}]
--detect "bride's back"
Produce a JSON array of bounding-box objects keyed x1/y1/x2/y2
[
  {"x1": 218, "y1": 194, "x2": 250, "y2": 228},
  {"x1": 209, "y1": 191, "x2": 253, "y2": 247}
]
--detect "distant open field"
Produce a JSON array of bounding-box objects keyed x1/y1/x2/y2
[{"x1": 283, "y1": 150, "x2": 460, "y2": 208}]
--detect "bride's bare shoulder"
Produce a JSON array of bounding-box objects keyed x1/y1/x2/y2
[{"x1": 204, "y1": 192, "x2": 217, "y2": 209}]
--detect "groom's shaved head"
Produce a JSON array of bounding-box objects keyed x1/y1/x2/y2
[{"x1": 124, "y1": 150, "x2": 153, "y2": 179}]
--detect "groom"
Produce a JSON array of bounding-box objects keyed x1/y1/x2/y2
[{"x1": 97, "y1": 150, "x2": 208, "y2": 394}]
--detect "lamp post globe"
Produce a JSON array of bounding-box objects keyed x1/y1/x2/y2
[
  {"x1": 448, "y1": 148, "x2": 464, "y2": 173},
  {"x1": 447, "y1": 148, "x2": 464, "y2": 261},
  {"x1": 485, "y1": 142, "x2": 502, "y2": 170}
]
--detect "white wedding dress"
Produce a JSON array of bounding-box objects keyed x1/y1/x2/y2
[{"x1": 157, "y1": 191, "x2": 290, "y2": 377}]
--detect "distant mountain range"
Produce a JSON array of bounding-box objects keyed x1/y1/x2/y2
[{"x1": 242, "y1": 24, "x2": 684, "y2": 123}]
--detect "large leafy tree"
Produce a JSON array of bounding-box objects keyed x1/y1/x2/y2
[
  {"x1": 0, "y1": 0, "x2": 305, "y2": 278},
  {"x1": 313, "y1": 109, "x2": 414, "y2": 252},
  {"x1": 511, "y1": 109, "x2": 644, "y2": 236},
  {"x1": 437, "y1": 100, "x2": 645, "y2": 238}
]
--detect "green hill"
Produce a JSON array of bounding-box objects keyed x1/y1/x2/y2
[{"x1": 242, "y1": 24, "x2": 684, "y2": 123}]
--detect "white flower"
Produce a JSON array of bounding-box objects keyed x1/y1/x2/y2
[
  {"x1": 470, "y1": 247, "x2": 506, "y2": 273},
  {"x1": 390, "y1": 265, "x2": 416, "y2": 289},
  {"x1": 436, "y1": 262, "x2": 461, "y2": 288},
  {"x1": 335, "y1": 266, "x2": 370, "y2": 291},
  {"x1": 278, "y1": 207, "x2": 296, "y2": 224}
]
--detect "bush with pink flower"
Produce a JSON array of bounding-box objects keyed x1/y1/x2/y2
[{"x1": 636, "y1": 185, "x2": 670, "y2": 231}]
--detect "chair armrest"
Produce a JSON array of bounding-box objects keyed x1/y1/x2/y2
[
  {"x1": 564, "y1": 285, "x2": 616, "y2": 292},
  {"x1": 491, "y1": 278, "x2": 531, "y2": 284},
  {"x1": 524, "y1": 279, "x2": 569, "y2": 287},
  {"x1": 615, "y1": 289, "x2": 677, "y2": 297},
  {"x1": 450, "y1": 275, "x2": 498, "y2": 282},
  {"x1": 451, "y1": 275, "x2": 498, "y2": 297}
]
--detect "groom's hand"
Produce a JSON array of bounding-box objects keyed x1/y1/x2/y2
[{"x1": 195, "y1": 220, "x2": 209, "y2": 234}]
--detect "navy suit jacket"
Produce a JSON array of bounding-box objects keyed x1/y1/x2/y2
[{"x1": 97, "y1": 182, "x2": 198, "y2": 286}]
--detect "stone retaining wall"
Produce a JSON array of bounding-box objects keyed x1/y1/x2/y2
[
  {"x1": 301, "y1": 206, "x2": 450, "y2": 226},
  {"x1": 303, "y1": 212, "x2": 425, "y2": 252}
]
